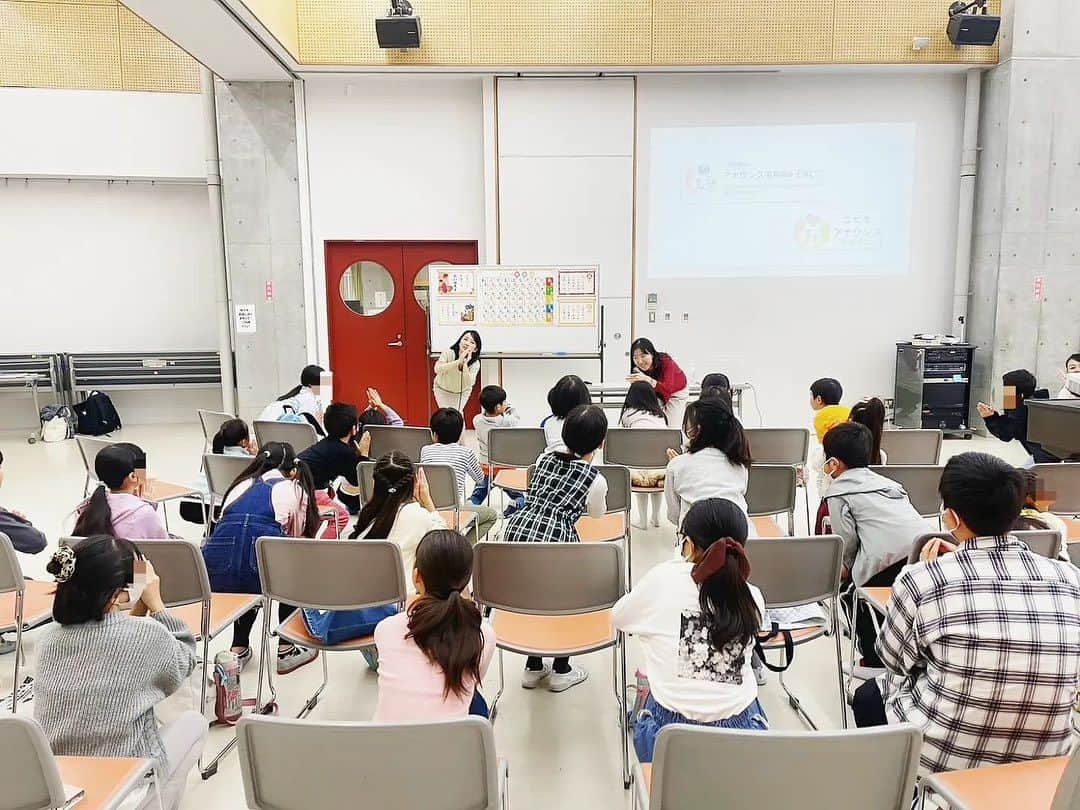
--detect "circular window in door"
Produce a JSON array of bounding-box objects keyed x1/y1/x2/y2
[
  {"x1": 413, "y1": 262, "x2": 448, "y2": 311},
  {"x1": 340, "y1": 261, "x2": 395, "y2": 316}
]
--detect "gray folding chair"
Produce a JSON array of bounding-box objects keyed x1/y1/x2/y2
[
  {"x1": 746, "y1": 465, "x2": 798, "y2": 536},
  {"x1": 197, "y1": 409, "x2": 235, "y2": 454},
  {"x1": 921, "y1": 741, "x2": 1080, "y2": 810},
  {"x1": 603, "y1": 429, "x2": 683, "y2": 482},
  {"x1": 255, "y1": 538, "x2": 407, "y2": 718},
  {"x1": 202, "y1": 453, "x2": 255, "y2": 533},
  {"x1": 75, "y1": 434, "x2": 116, "y2": 495},
  {"x1": 236, "y1": 715, "x2": 508, "y2": 810},
  {"x1": 365, "y1": 424, "x2": 432, "y2": 462},
  {"x1": 1014, "y1": 528, "x2": 1065, "y2": 560},
  {"x1": 745, "y1": 427, "x2": 811, "y2": 531},
  {"x1": 746, "y1": 534, "x2": 846, "y2": 729},
  {"x1": 252, "y1": 420, "x2": 319, "y2": 454},
  {"x1": 871, "y1": 465, "x2": 944, "y2": 519},
  {"x1": 131, "y1": 538, "x2": 262, "y2": 778},
  {"x1": 472, "y1": 541, "x2": 630, "y2": 788},
  {"x1": 1031, "y1": 463, "x2": 1080, "y2": 516},
  {"x1": 356, "y1": 461, "x2": 459, "y2": 510},
  {"x1": 0, "y1": 715, "x2": 70, "y2": 809},
  {"x1": 486, "y1": 427, "x2": 548, "y2": 506},
  {"x1": 0, "y1": 533, "x2": 35, "y2": 714},
  {"x1": 635, "y1": 724, "x2": 921, "y2": 810},
  {"x1": 880, "y1": 429, "x2": 943, "y2": 465}
]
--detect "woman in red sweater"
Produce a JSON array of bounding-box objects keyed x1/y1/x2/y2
[{"x1": 628, "y1": 337, "x2": 690, "y2": 429}]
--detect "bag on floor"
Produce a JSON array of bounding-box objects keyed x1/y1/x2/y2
[
  {"x1": 213, "y1": 650, "x2": 244, "y2": 725},
  {"x1": 301, "y1": 605, "x2": 399, "y2": 645},
  {"x1": 73, "y1": 391, "x2": 121, "y2": 435},
  {"x1": 39, "y1": 405, "x2": 74, "y2": 442}
]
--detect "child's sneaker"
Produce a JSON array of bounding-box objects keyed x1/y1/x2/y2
[
  {"x1": 521, "y1": 663, "x2": 552, "y2": 689},
  {"x1": 547, "y1": 666, "x2": 588, "y2": 693},
  {"x1": 277, "y1": 645, "x2": 318, "y2": 675}
]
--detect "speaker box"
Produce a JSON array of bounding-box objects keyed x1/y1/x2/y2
[
  {"x1": 376, "y1": 16, "x2": 422, "y2": 48},
  {"x1": 947, "y1": 13, "x2": 1000, "y2": 45}
]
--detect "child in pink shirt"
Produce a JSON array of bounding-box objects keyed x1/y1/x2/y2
[
  {"x1": 373, "y1": 529, "x2": 496, "y2": 722},
  {"x1": 73, "y1": 443, "x2": 168, "y2": 539}
]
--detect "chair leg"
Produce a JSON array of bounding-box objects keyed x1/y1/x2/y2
[
  {"x1": 10, "y1": 594, "x2": 24, "y2": 714},
  {"x1": 846, "y1": 590, "x2": 860, "y2": 698},
  {"x1": 618, "y1": 637, "x2": 630, "y2": 789},
  {"x1": 489, "y1": 649, "x2": 506, "y2": 723},
  {"x1": 778, "y1": 668, "x2": 819, "y2": 731},
  {"x1": 297, "y1": 652, "x2": 329, "y2": 719},
  {"x1": 834, "y1": 609, "x2": 849, "y2": 729},
  {"x1": 803, "y1": 487, "x2": 812, "y2": 535}
]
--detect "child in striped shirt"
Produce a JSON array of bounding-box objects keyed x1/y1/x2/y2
[{"x1": 419, "y1": 408, "x2": 498, "y2": 544}]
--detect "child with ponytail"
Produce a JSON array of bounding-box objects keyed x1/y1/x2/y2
[
  {"x1": 373, "y1": 529, "x2": 495, "y2": 721},
  {"x1": 202, "y1": 441, "x2": 320, "y2": 674},
  {"x1": 613, "y1": 497, "x2": 768, "y2": 763},
  {"x1": 73, "y1": 443, "x2": 168, "y2": 539},
  {"x1": 349, "y1": 451, "x2": 446, "y2": 593}
]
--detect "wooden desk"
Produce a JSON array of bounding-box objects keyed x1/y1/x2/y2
[
  {"x1": 493, "y1": 468, "x2": 528, "y2": 492},
  {"x1": 438, "y1": 510, "x2": 475, "y2": 532},
  {"x1": 576, "y1": 512, "x2": 627, "y2": 543},
  {"x1": 752, "y1": 517, "x2": 784, "y2": 538},
  {"x1": 0, "y1": 579, "x2": 54, "y2": 632},
  {"x1": 144, "y1": 479, "x2": 197, "y2": 503},
  {"x1": 858, "y1": 586, "x2": 892, "y2": 616},
  {"x1": 1064, "y1": 517, "x2": 1080, "y2": 541},
  {"x1": 922, "y1": 755, "x2": 1068, "y2": 810},
  {"x1": 56, "y1": 756, "x2": 154, "y2": 810},
  {"x1": 171, "y1": 593, "x2": 262, "y2": 641}
]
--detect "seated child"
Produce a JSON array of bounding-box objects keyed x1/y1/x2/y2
[
  {"x1": 619, "y1": 381, "x2": 668, "y2": 528},
  {"x1": 258, "y1": 365, "x2": 327, "y2": 434},
  {"x1": 1014, "y1": 468, "x2": 1071, "y2": 560},
  {"x1": 419, "y1": 409, "x2": 499, "y2": 542},
  {"x1": 821, "y1": 422, "x2": 926, "y2": 676},
  {"x1": 852, "y1": 452, "x2": 1080, "y2": 776},
  {"x1": 1054, "y1": 353, "x2": 1080, "y2": 399},
  {"x1": 614, "y1": 498, "x2": 768, "y2": 763},
  {"x1": 848, "y1": 397, "x2": 887, "y2": 464},
  {"x1": 699, "y1": 372, "x2": 734, "y2": 411},
  {"x1": 977, "y1": 369, "x2": 1059, "y2": 463},
  {"x1": 0, "y1": 448, "x2": 47, "y2": 555},
  {"x1": 350, "y1": 452, "x2": 446, "y2": 594},
  {"x1": 664, "y1": 399, "x2": 751, "y2": 529},
  {"x1": 810, "y1": 377, "x2": 850, "y2": 442},
  {"x1": 181, "y1": 418, "x2": 255, "y2": 525},
  {"x1": 299, "y1": 402, "x2": 370, "y2": 535},
  {"x1": 74, "y1": 443, "x2": 168, "y2": 539},
  {"x1": 471, "y1": 385, "x2": 524, "y2": 512},
  {"x1": 542, "y1": 375, "x2": 592, "y2": 454},
  {"x1": 34, "y1": 537, "x2": 205, "y2": 810},
  {"x1": 357, "y1": 387, "x2": 405, "y2": 429},
  {"x1": 504, "y1": 404, "x2": 609, "y2": 693},
  {"x1": 373, "y1": 529, "x2": 496, "y2": 722}
]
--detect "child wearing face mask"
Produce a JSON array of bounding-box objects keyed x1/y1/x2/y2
[{"x1": 821, "y1": 422, "x2": 927, "y2": 679}]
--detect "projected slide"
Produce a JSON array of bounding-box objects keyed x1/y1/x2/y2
[{"x1": 646, "y1": 123, "x2": 916, "y2": 279}]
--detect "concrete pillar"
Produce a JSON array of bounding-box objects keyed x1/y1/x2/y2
[
  {"x1": 967, "y1": 1, "x2": 1080, "y2": 420},
  {"x1": 214, "y1": 81, "x2": 308, "y2": 421}
]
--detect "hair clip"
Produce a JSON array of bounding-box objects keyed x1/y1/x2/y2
[
  {"x1": 51, "y1": 546, "x2": 77, "y2": 583},
  {"x1": 387, "y1": 486, "x2": 398, "y2": 494}
]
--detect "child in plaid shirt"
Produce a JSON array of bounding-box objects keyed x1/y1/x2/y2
[{"x1": 504, "y1": 404, "x2": 609, "y2": 693}]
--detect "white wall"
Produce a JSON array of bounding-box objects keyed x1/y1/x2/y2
[
  {"x1": 303, "y1": 76, "x2": 486, "y2": 363},
  {"x1": 0, "y1": 89, "x2": 219, "y2": 428},
  {"x1": 635, "y1": 74, "x2": 965, "y2": 427}
]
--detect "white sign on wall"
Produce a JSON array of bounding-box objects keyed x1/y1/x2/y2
[{"x1": 235, "y1": 304, "x2": 257, "y2": 334}]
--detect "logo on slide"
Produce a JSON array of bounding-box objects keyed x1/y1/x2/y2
[
  {"x1": 793, "y1": 214, "x2": 831, "y2": 250},
  {"x1": 684, "y1": 164, "x2": 716, "y2": 194}
]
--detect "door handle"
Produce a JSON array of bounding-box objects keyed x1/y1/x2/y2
[{"x1": 387, "y1": 334, "x2": 404, "y2": 348}]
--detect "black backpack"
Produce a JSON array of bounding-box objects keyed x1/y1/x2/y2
[{"x1": 73, "y1": 391, "x2": 122, "y2": 436}]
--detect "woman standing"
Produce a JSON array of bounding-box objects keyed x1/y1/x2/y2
[
  {"x1": 433, "y1": 330, "x2": 482, "y2": 413},
  {"x1": 628, "y1": 337, "x2": 690, "y2": 429}
]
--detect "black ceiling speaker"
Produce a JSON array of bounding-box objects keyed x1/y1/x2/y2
[
  {"x1": 376, "y1": 0, "x2": 421, "y2": 49},
  {"x1": 947, "y1": 0, "x2": 1000, "y2": 46}
]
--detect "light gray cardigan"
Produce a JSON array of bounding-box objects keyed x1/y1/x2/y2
[{"x1": 33, "y1": 610, "x2": 197, "y2": 769}]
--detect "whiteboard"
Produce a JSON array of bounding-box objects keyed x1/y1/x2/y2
[{"x1": 427, "y1": 265, "x2": 601, "y2": 355}]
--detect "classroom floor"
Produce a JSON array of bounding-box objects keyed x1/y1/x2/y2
[{"x1": 0, "y1": 424, "x2": 1033, "y2": 809}]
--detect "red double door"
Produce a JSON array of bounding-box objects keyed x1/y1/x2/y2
[{"x1": 325, "y1": 241, "x2": 480, "y2": 427}]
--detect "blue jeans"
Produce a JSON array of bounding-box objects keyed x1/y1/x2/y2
[
  {"x1": 633, "y1": 694, "x2": 768, "y2": 763},
  {"x1": 469, "y1": 477, "x2": 524, "y2": 511}
]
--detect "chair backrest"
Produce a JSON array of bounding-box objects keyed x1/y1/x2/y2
[
  {"x1": 648, "y1": 724, "x2": 921, "y2": 810},
  {"x1": 603, "y1": 428, "x2": 683, "y2": 470},
  {"x1": 880, "y1": 429, "x2": 943, "y2": 465},
  {"x1": 870, "y1": 465, "x2": 943, "y2": 517},
  {"x1": 528, "y1": 464, "x2": 630, "y2": 514},
  {"x1": 745, "y1": 465, "x2": 797, "y2": 518},
  {"x1": 203, "y1": 453, "x2": 255, "y2": 499},
  {"x1": 132, "y1": 539, "x2": 211, "y2": 606},
  {"x1": 237, "y1": 716, "x2": 502, "y2": 810},
  {"x1": 253, "y1": 420, "x2": 318, "y2": 454},
  {"x1": 0, "y1": 716, "x2": 68, "y2": 810},
  {"x1": 356, "y1": 461, "x2": 458, "y2": 511},
  {"x1": 0, "y1": 533, "x2": 25, "y2": 595},
  {"x1": 365, "y1": 425, "x2": 432, "y2": 463},
  {"x1": 256, "y1": 538, "x2": 406, "y2": 610},
  {"x1": 1051, "y1": 742, "x2": 1080, "y2": 810},
  {"x1": 1014, "y1": 529, "x2": 1064, "y2": 559},
  {"x1": 197, "y1": 409, "x2": 235, "y2": 443},
  {"x1": 744, "y1": 428, "x2": 810, "y2": 466},
  {"x1": 907, "y1": 532, "x2": 950, "y2": 564},
  {"x1": 487, "y1": 427, "x2": 548, "y2": 468},
  {"x1": 745, "y1": 534, "x2": 843, "y2": 607},
  {"x1": 472, "y1": 541, "x2": 624, "y2": 615},
  {"x1": 1031, "y1": 463, "x2": 1080, "y2": 515},
  {"x1": 75, "y1": 434, "x2": 116, "y2": 481}
]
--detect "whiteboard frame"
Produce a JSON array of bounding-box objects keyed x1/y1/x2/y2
[{"x1": 426, "y1": 264, "x2": 602, "y2": 357}]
